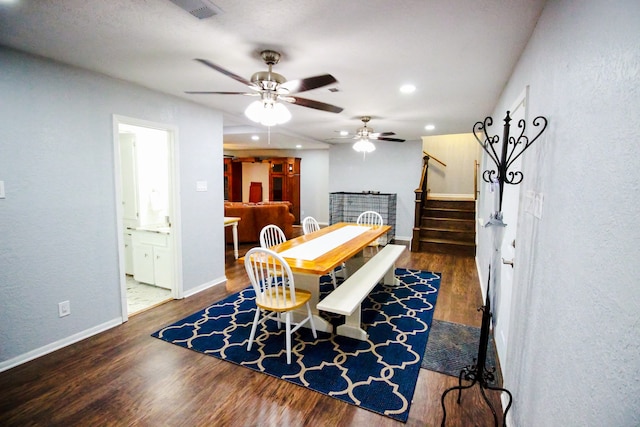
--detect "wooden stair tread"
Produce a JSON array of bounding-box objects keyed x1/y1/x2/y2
[
  {"x1": 420, "y1": 219, "x2": 476, "y2": 222},
  {"x1": 418, "y1": 237, "x2": 476, "y2": 247},
  {"x1": 420, "y1": 227, "x2": 475, "y2": 233},
  {"x1": 424, "y1": 207, "x2": 475, "y2": 212}
]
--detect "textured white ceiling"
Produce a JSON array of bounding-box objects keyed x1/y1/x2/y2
[{"x1": 0, "y1": 0, "x2": 546, "y2": 150}]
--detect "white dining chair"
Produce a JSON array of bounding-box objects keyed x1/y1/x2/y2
[
  {"x1": 357, "y1": 210, "x2": 384, "y2": 254},
  {"x1": 301, "y1": 216, "x2": 339, "y2": 289},
  {"x1": 244, "y1": 247, "x2": 317, "y2": 364},
  {"x1": 259, "y1": 224, "x2": 287, "y2": 248},
  {"x1": 302, "y1": 216, "x2": 320, "y2": 235}
]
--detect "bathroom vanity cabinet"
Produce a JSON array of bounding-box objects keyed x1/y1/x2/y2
[{"x1": 131, "y1": 228, "x2": 173, "y2": 289}]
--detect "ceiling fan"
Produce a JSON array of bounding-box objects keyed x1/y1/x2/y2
[
  {"x1": 186, "y1": 50, "x2": 344, "y2": 124},
  {"x1": 329, "y1": 116, "x2": 406, "y2": 143}
]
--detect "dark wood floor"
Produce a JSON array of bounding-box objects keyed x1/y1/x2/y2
[{"x1": 0, "y1": 227, "x2": 503, "y2": 426}]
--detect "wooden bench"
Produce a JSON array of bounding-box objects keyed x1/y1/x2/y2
[{"x1": 316, "y1": 244, "x2": 406, "y2": 340}]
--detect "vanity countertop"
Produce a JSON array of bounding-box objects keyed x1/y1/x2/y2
[{"x1": 134, "y1": 226, "x2": 171, "y2": 234}]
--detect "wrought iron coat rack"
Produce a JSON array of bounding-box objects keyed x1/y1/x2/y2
[
  {"x1": 440, "y1": 111, "x2": 548, "y2": 427},
  {"x1": 475, "y1": 111, "x2": 548, "y2": 214}
]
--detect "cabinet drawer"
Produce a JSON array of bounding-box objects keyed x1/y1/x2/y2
[{"x1": 132, "y1": 230, "x2": 169, "y2": 247}]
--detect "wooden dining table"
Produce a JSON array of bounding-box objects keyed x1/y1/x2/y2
[{"x1": 252, "y1": 222, "x2": 391, "y2": 333}]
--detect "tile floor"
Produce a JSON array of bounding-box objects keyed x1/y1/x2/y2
[{"x1": 126, "y1": 275, "x2": 172, "y2": 315}]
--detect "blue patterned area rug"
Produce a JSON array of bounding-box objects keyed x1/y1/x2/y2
[{"x1": 152, "y1": 268, "x2": 440, "y2": 422}]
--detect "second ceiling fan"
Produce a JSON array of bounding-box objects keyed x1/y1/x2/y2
[
  {"x1": 186, "y1": 49, "x2": 343, "y2": 126},
  {"x1": 327, "y1": 116, "x2": 406, "y2": 154},
  {"x1": 331, "y1": 116, "x2": 406, "y2": 143}
]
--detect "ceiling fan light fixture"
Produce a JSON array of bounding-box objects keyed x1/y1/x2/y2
[
  {"x1": 244, "y1": 100, "x2": 291, "y2": 126},
  {"x1": 353, "y1": 138, "x2": 376, "y2": 153}
]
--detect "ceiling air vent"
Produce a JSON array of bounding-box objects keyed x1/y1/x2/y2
[{"x1": 169, "y1": 0, "x2": 223, "y2": 19}]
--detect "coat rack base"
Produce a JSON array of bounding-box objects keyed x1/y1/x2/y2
[
  {"x1": 440, "y1": 351, "x2": 513, "y2": 426},
  {"x1": 440, "y1": 294, "x2": 512, "y2": 426}
]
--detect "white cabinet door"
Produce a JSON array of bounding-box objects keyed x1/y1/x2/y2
[
  {"x1": 132, "y1": 242, "x2": 154, "y2": 285},
  {"x1": 124, "y1": 231, "x2": 134, "y2": 275},
  {"x1": 153, "y1": 246, "x2": 173, "y2": 289},
  {"x1": 131, "y1": 230, "x2": 173, "y2": 288}
]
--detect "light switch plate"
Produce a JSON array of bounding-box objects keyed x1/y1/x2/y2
[
  {"x1": 534, "y1": 193, "x2": 544, "y2": 219},
  {"x1": 196, "y1": 180, "x2": 208, "y2": 192},
  {"x1": 0, "y1": 181, "x2": 5, "y2": 198},
  {"x1": 524, "y1": 190, "x2": 535, "y2": 214}
]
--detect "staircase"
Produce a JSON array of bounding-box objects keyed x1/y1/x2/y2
[{"x1": 416, "y1": 198, "x2": 476, "y2": 256}]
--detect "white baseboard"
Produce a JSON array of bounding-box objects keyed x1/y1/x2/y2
[
  {"x1": 0, "y1": 317, "x2": 122, "y2": 373},
  {"x1": 475, "y1": 256, "x2": 487, "y2": 301},
  {"x1": 1, "y1": 276, "x2": 228, "y2": 374},
  {"x1": 182, "y1": 275, "x2": 227, "y2": 298},
  {"x1": 502, "y1": 392, "x2": 515, "y2": 426}
]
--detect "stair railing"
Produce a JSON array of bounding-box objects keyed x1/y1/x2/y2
[{"x1": 412, "y1": 152, "x2": 446, "y2": 251}]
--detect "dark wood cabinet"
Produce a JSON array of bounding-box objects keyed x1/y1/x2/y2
[
  {"x1": 269, "y1": 157, "x2": 301, "y2": 223},
  {"x1": 223, "y1": 158, "x2": 242, "y2": 202}
]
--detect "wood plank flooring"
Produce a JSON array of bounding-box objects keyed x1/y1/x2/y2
[{"x1": 0, "y1": 227, "x2": 503, "y2": 426}]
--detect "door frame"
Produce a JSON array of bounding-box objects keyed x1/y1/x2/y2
[
  {"x1": 492, "y1": 86, "x2": 529, "y2": 371},
  {"x1": 112, "y1": 115, "x2": 183, "y2": 322}
]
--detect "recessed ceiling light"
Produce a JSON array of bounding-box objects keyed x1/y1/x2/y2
[
  {"x1": 296, "y1": 144, "x2": 302, "y2": 149},
  {"x1": 400, "y1": 84, "x2": 416, "y2": 94},
  {"x1": 340, "y1": 130, "x2": 349, "y2": 136},
  {"x1": 251, "y1": 135, "x2": 259, "y2": 141},
  {"x1": 424, "y1": 124, "x2": 435, "y2": 131}
]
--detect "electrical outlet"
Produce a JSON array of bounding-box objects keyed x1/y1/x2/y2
[{"x1": 58, "y1": 301, "x2": 71, "y2": 317}]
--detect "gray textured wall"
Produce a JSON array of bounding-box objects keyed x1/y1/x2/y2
[
  {"x1": 0, "y1": 48, "x2": 225, "y2": 369},
  {"x1": 476, "y1": 1, "x2": 640, "y2": 425}
]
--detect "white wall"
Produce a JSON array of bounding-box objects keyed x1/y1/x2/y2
[
  {"x1": 241, "y1": 162, "x2": 270, "y2": 202},
  {"x1": 0, "y1": 48, "x2": 226, "y2": 369},
  {"x1": 475, "y1": 1, "x2": 640, "y2": 425},
  {"x1": 298, "y1": 150, "x2": 330, "y2": 223},
  {"x1": 422, "y1": 133, "x2": 479, "y2": 197},
  {"x1": 329, "y1": 141, "x2": 423, "y2": 240}
]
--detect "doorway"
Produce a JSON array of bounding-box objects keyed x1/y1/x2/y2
[{"x1": 113, "y1": 116, "x2": 180, "y2": 320}]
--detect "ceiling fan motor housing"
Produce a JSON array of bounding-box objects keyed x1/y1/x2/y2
[
  {"x1": 253, "y1": 50, "x2": 286, "y2": 89},
  {"x1": 358, "y1": 116, "x2": 373, "y2": 136},
  {"x1": 251, "y1": 71, "x2": 286, "y2": 87}
]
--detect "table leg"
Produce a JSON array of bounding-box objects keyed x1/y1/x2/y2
[
  {"x1": 344, "y1": 249, "x2": 365, "y2": 277},
  {"x1": 232, "y1": 222, "x2": 239, "y2": 259},
  {"x1": 291, "y1": 272, "x2": 333, "y2": 333}
]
